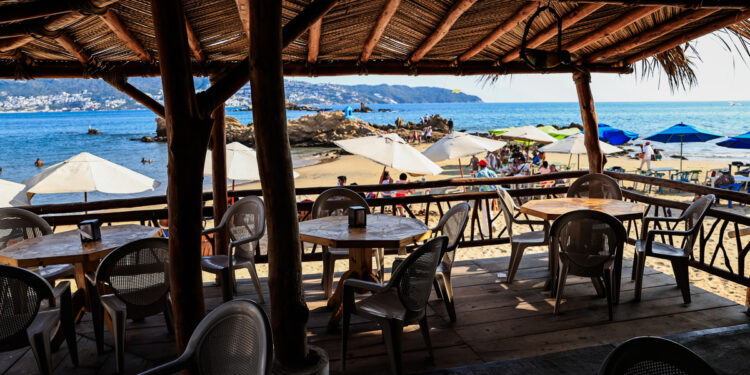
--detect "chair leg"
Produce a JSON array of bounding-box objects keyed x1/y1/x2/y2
[
  {"x1": 164, "y1": 301, "x2": 175, "y2": 335},
  {"x1": 506, "y1": 242, "x2": 525, "y2": 283},
  {"x1": 28, "y1": 329, "x2": 53, "y2": 375},
  {"x1": 107, "y1": 308, "x2": 126, "y2": 374},
  {"x1": 602, "y1": 271, "x2": 614, "y2": 321},
  {"x1": 59, "y1": 286, "x2": 79, "y2": 366},
  {"x1": 634, "y1": 252, "x2": 647, "y2": 301},
  {"x1": 670, "y1": 258, "x2": 691, "y2": 304},
  {"x1": 553, "y1": 261, "x2": 569, "y2": 315},
  {"x1": 219, "y1": 268, "x2": 233, "y2": 303},
  {"x1": 441, "y1": 275, "x2": 456, "y2": 323},
  {"x1": 341, "y1": 297, "x2": 351, "y2": 373},
  {"x1": 418, "y1": 315, "x2": 435, "y2": 364},
  {"x1": 382, "y1": 319, "x2": 404, "y2": 375},
  {"x1": 86, "y1": 280, "x2": 105, "y2": 354},
  {"x1": 631, "y1": 250, "x2": 638, "y2": 281},
  {"x1": 246, "y1": 262, "x2": 265, "y2": 304},
  {"x1": 376, "y1": 248, "x2": 385, "y2": 283},
  {"x1": 322, "y1": 251, "x2": 335, "y2": 299},
  {"x1": 433, "y1": 278, "x2": 444, "y2": 300}
]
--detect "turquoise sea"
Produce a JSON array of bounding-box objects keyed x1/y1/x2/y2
[{"x1": 1, "y1": 101, "x2": 748, "y2": 204}]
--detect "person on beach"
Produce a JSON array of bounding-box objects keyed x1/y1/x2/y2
[
  {"x1": 337, "y1": 175, "x2": 347, "y2": 186},
  {"x1": 538, "y1": 161, "x2": 551, "y2": 174},
  {"x1": 715, "y1": 168, "x2": 735, "y2": 187},
  {"x1": 380, "y1": 170, "x2": 394, "y2": 198},
  {"x1": 512, "y1": 156, "x2": 531, "y2": 176},
  {"x1": 470, "y1": 154, "x2": 480, "y2": 173},
  {"x1": 639, "y1": 141, "x2": 654, "y2": 170},
  {"x1": 486, "y1": 151, "x2": 498, "y2": 171},
  {"x1": 476, "y1": 160, "x2": 497, "y2": 192},
  {"x1": 423, "y1": 126, "x2": 433, "y2": 142},
  {"x1": 35, "y1": 158, "x2": 43, "y2": 167},
  {"x1": 141, "y1": 157, "x2": 147, "y2": 164},
  {"x1": 394, "y1": 173, "x2": 413, "y2": 216}
]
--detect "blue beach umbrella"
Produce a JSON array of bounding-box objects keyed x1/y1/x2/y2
[
  {"x1": 717, "y1": 131, "x2": 750, "y2": 149},
  {"x1": 598, "y1": 123, "x2": 638, "y2": 146},
  {"x1": 644, "y1": 123, "x2": 722, "y2": 172}
]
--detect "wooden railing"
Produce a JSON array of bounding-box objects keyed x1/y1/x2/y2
[{"x1": 22, "y1": 170, "x2": 750, "y2": 289}]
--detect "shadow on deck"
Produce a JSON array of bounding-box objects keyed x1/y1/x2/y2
[{"x1": 2, "y1": 253, "x2": 748, "y2": 374}]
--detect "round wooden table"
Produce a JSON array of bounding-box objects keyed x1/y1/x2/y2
[
  {"x1": 299, "y1": 214, "x2": 431, "y2": 328},
  {"x1": 519, "y1": 197, "x2": 644, "y2": 221},
  {"x1": 519, "y1": 198, "x2": 644, "y2": 304}
]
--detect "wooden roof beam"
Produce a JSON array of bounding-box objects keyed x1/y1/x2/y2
[
  {"x1": 307, "y1": 19, "x2": 322, "y2": 64},
  {"x1": 235, "y1": 0, "x2": 250, "y2": 36},
  {"x1": 564, "y1": 6, "x2": 662, "y2": 53},
  {"x1": 409, "y1": 0, "x2": 478, "y2": 64},
  {"x1": 200, "y1": 0, "x2": 338, "y2": 114},
  {"x1": 584, "y1": 8, "x2": 717, "y2": 62},
  {"x1": 54, "y1": 33, "x2": 91, "y2": 63},
  {"x1": 558, "y1": 0, "x2": 750, "y2": 10},
  {"x1": 103, "y1": 76, "x2": 165, "y2": 117},
  {"x1": 0, "y1": 0, "x2": 118, "y2": 24},
  {"x1": 98, "y1": 9, "x2": 151, "y2": 63},
  {"x1": 359, "y1": 0, "x2": 401, "y2": 63},
  {"x1": 500, "y1": 4, "x2": 604, "y2": 64},
  {"x1": 456, "y1": 1, "x2": 538, "y2": 63},
  {"x1": 623, "y1": 9, "x2": 750, "y2": 64},
  {"x1": 184, "y1": 16, "x2": 206, "y2": 63}
]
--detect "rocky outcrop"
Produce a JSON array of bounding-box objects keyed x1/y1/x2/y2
[
  {"x1": 156, "y1": 118, "x2": 167, "y2": 137},
  {"x1": 353, "y1": 102, "x2": 373, "y2": 113},
  {"x1": 225, "y1": 116, "x2": 254, "y2": 144},
  {"x1": 286, "y1": 111, "x2": 378, "y2": 146}
]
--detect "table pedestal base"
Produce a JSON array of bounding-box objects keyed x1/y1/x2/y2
[{"x1": 326, "y1": 248, "x2": 378, "y2": 330}]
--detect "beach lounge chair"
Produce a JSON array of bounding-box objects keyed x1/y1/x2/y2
[
  {"x1": 0, "y1": 264, "x2": 79, "y2": 375},
  {"x1": 138, "y1": 299, "x2": 272, "y2": 375},
  {"x1": 550, "y1": 210, "x2": 626, "y2": 320},
  {"x1": 633, "y1": 195, "x2": 714, "y2": 304}
]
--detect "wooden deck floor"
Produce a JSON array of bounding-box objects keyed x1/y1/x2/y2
[{"x1": 2, "y1": 252, "x2": 748, "y2": 375}]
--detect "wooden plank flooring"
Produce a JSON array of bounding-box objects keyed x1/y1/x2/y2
[{"x1": 3, "y1": 252, "x2": 748, "y2": 374}]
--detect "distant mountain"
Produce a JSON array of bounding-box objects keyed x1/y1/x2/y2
[{"x1": 0, "y1": 77, "x2": 481, "y2": 112}]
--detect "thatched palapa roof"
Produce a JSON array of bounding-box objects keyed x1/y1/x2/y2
[{"x1": 0, "y1": 0, "x2": 748, "y2": 80}]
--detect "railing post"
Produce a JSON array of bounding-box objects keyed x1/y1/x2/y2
[
  {"x1": 209, "y1": 75, "x2": 229, "y2": 256},
  {"x1": 573, "y1": 70, "x2": 603, "y2": 173}
]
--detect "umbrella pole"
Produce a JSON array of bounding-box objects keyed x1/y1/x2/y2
[
  {"x1": 458, "y1": 158, "x2": 466, "y2": 192},
  {"x1": 568, "y1": 153, "x2": 572, "y2": 168},
  {"x1": 84, "y1": 192, "x2": 87, "y2": 215},
  {"x1": 378, "y1": 165, "x2": 386, "y2": 185},
  {"x1": 680, "y1": 137, "x2": 684, "y2": 173}
]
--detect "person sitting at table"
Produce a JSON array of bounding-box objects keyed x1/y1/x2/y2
[
  {"x1": 512, "y1": 156, "x2": 531, "y2": 176},
  {"x1": 538, "y1": 161, "x2": 551, "y2": 174},
  {"x1": 394, "y1": 173, "x2": 413, "y2": 216},
  {"x1": 476, "y1": 160, "x2": 497, "y2": 191},
  {"x1": 715, "y1": 167, "x2": 735, "y2": 187},
  {"x1": 485, "y1": 151, "x2": 498, "y2": 171}
]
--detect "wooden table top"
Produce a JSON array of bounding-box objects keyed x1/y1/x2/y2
[
  {"x1": 0, "y1": 224, "x2": 162, "y2": 268},
  {"x1": 299, "y1": 214, "x2": 431, "y2": 249},
  {"x1": 520, "y1": 198, "x2": 644, "y2": 221}
]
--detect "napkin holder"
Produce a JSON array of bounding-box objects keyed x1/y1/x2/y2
[
  {"x1": 78, "y1": 219, "x2": 102, "y2": 242},
  {"x1": 348, "y1": 206, "x2": 367, "y2": 228}
]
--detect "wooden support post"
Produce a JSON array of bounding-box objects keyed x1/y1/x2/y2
[
  {"x1": 150, "y1": 0, "x2": 211, "y2": 353},
  {"x1": 209, "y1": 76, "x2": 229, "y2": 256},
  {"x1": 573, "y1": 70, "x2": 603, "y2": 173},
  {"x1": 248, "y1": 0, "x2": 313, "y2": 368}
]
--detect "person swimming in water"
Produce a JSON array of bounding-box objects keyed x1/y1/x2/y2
[{"x1": 35, "y1": 158, "x2": 43, "y2": 167}]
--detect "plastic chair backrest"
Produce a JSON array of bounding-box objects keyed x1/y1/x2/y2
[
  {"x1": 566, "y1": 173, "x2": 622, "y2": 200},
  {"x1": 389, "y1": 236, "x2": 446, "y2": 313},
  {"x1": 0, "y1": 264, "x2": 54, "y2": 351},
  {"x1": 95, "y1": 238, "x2": 170, "y2": 317},
  {"x1": 599, "y1": 336, "x2": 716, "y2": 375},
  {"x1": 676, "y1": 195, "x2": 714, "y2": 254},
  {"x1": 224, "y1": 196, "x2": 265, "y2": 259},
  {"x1": 0, "y1": 208, "x2": 52, "y2": 250},
  {"x1": 433, "y1": 203, "x2": 470, "y2": 274},
  {"x1": 312, "y1": 188, "x2": 369, "y2": 219},
  {"x1": 496, "y1": 188, "x2": 518, "y2": 238},
  {"x1": 550, "y1": 210, "x2": 625, "y2": 269}
]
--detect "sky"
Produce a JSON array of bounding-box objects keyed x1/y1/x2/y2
[{"x1": 291, "y1": 35, "x2": 750, "y2": 103}]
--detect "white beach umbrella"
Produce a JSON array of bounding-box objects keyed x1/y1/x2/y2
[
  {"x1": 0, "y1": 179, "x2": 28, "y2": 207},
  {"x1": 423, "y1": 132, "x2": 506, "y2": 177},
  {"x1": 23, "y1": 152, "x2": 160, "y2": 202},
  {"x1": 334, "y1": 133, "x2": 443, "y2": 176},
  {"x1": 498, "y1": 126, "x2": 557, "y2": 144},
  {"x1": 539, "y1": 133, "x2": 622, "y2": 168},
  {"x1": 203, "y1": 142, "x2": 299, "y2": 189}
]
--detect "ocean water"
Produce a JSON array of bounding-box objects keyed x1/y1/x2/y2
[{"x1": 1, "y1": 101, "x2": 748, "y2": 204}]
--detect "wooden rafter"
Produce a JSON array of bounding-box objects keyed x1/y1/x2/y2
[
  {"x1": 564, "y1": 6, "x2": 662, "y2": 53},
  {"x1": 584, "y1": 8, "x2": 717, "y2": 62},
  {"x1": 500, "y1": 4, "x2": 604, "y2": 64},
  {"x1": 103, "y1": 75, "x2": 165, "y2": 117},
  {"x1": 359, "y1": 0, "x2": 401, "y2": 63},
  {"x1": 0, "y1": 0, "x2": 117, "y2": 24},
  {"x1": 283, "y1": 0, "x2": 338, "y2": 47},
  {"x1": 409, "y1": 0, "x2": 478, "y2": 64},
  {"x1": 456, "y1": 1, "x2": 538, "y2": 63},
  {"x1": 54, "y1": 32, "x2": 91, "y2": 63},
  {"x1": 234, "y1": 0, "x2": 250, "y2": 36},
  {"x1": 558, "y1": 0, "x2": 750, "y2": 9},
  {"x1": 99, "y1": 9, "x2": 151, "y2": 63},
  {"x1": 624, "y1": 9, "x2": 750, "y2": 64},
  {"x1": 0, "y1": 11, "x2": 103, "y2": 53},
  {"x1": 307, "y1": 19, "x2": 321, "y2": 64},
  {"x1": 184, "y1": 16, "x2": 206, "y2": 63}
]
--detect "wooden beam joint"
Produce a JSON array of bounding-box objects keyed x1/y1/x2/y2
[
  {"x1": 359, "y1": 0, "x2": 401, "y2": 64},
  {"x1": 99, "y1": 9, "x2": 152, "y2": 63},
  {"x1": 409, "y1": 0, "x2": 478, "y2": 64}
]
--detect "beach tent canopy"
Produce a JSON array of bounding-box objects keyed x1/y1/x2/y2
[
  {"x1": 203, "y1": 142, "x2": 299, "y2": 182},
  {"x1": 540, "y1": 133, "x2": 623, "y2": 155},
  {"x1": 0, "y1": 179, "x2": 28, "y2": 207},
  {"x1": 537, "y1": 126, "x2": 581, "y2": 140},
  {"x1": 422, "y1": 132, "x2": 507, "y2": 161},
  {"x1": 22, "y1": 152, "x2": 160, "y2": 201},
  {"x1": 497, "y1": 126, "x2": 557, "y2": 144},
  {"x1": 644, "y1": 123, "x2": 722, "y2": 171},
  {"x1": 334, "y1": 133, "x2": 443, "y2": 175},
  {"x1": 598, "y1": 123, "x2": 639, "y2": 145},
  {"x1": 717, "y1": 131, "x2": 750, "y2": 149}
]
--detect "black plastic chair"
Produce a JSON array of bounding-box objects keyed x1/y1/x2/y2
[
  {"x1": 600, "y1": 336, "x2": 716, "y2": 375},
  {"x1": 0, "y1": 264, "x2": 78, "y2": 375},
  {"x1": 429, "y1": 202, "x2": 470, "y2": 323},
  {"x1": 0, "y1": 207, "x2": 75, "y2": 284},
  {"x1": 567, "y1": 173, "x2": 623, "y2": 200},
  {"x1": 633, "y1": 195, "x2": 714, "y2": 304},
  {"x1": 202, "y1": 195, "x2": 266, "y2": 303},
  {"x1": 86, "y1": 237, "x2": 172, "y2": 374},
  {"x1": 342, "y1": 236, "x2": 447, "y2": 375},
  {"x1": 550, "y1": 210, "x2": 626, "y2": 321},
  {"x1": 138, "y1": 299, "x2": 272, "y2": 375}
]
